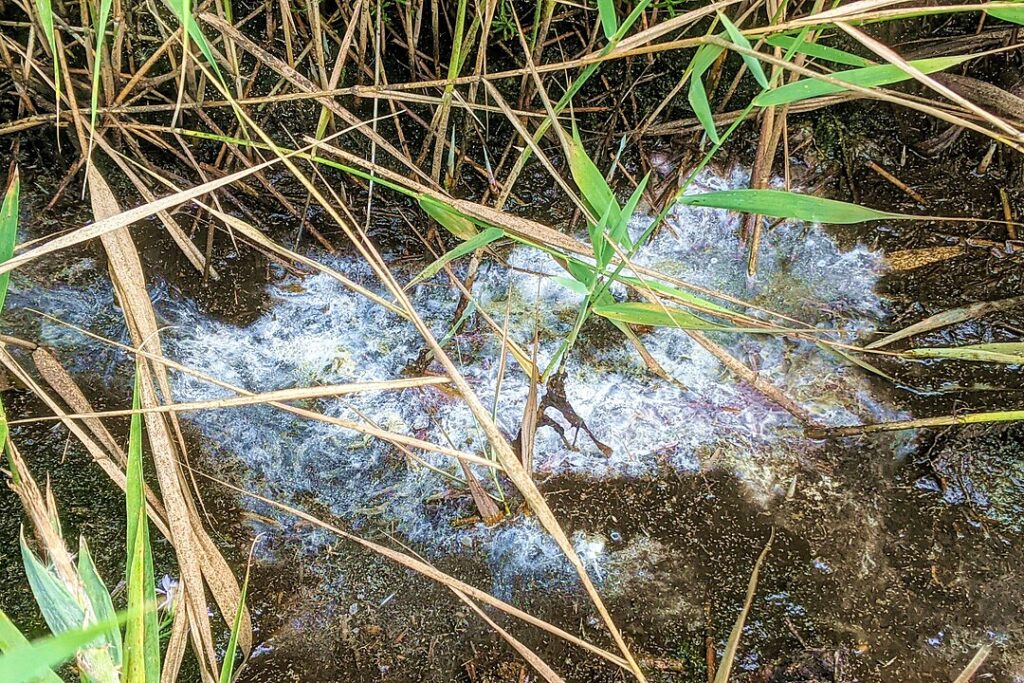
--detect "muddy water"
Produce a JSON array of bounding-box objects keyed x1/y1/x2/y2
[{"x1": 2, "y1": 160, "x2": 1024, "y2": 683}]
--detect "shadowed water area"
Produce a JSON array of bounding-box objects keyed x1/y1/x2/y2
[{"x1": 2, "y1": 158, "x2": 1024, "y2": 683}]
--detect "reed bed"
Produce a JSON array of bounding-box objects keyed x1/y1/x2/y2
[{"x1": 0, "y1": 0, "x2": 1021, "y2": 680}]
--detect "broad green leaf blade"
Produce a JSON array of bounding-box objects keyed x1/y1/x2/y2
[
  {"x1": 593, "y1": 302, "x2": 721, "y2": 330},
  {"x1": 764, "y1": 35, "x2": 871, "y2": 67},
  {"x1": 218, "y1": 559, "x2": 251, "y2": 683},
  {"x1": 687, "y1": 44, "x2": 725, "y2": 144},
  {"x1": 77, "y1": 539, "x2": 122, "y2": 667},
  {"x1": 32, "y1": 0, "x2": 60, "y2": 103},
  {"x1": 688, "y1": 78, "x2": 720, "y2": 144},
  {"x1": 719, "y1": 13, "x2": 768, "y2": 88},
  {"x1": 679, "y1": 189, "x2": 902, "y2": 223},
  {"x1": 988, "y1": 7, "x2": 1024, "y2": 26},
  {"x1": 0, "y1": 615, "x2": 123, "y2": 683},
  {"x1": 124, "y1": 372, "x2": 160, "y2": 683},
  {"x1": 594, "y1": 302, "x2": 786, "y2": 333},
  {"x1": 615, "y1": 273, "x2": 735, "y2": 316},
  {"x1": 20, "y1": 537, "x2": 85, "y2": 635},
  {"x1": 410, "y1": 227, "x2": 503, "y2": 285},
  {"x1": 566, "y1": 259, "x2": 595, "y2": 288},
  {"x1": 755, "y1": 55, "x2": 970, "y2": 107},
  {"x1": 551, "y1": 276, "x2": 590, "y2": 297},
  {"x1": 611, "y1": 172, "x2": 649, "y2": 249},
  {"x1": 567, "y1": 127, "x2": 621, "y2": 228},
  {"x1": 588, "y1": 200, "x2": 618, "y2": 270},
  {"x1": 0, "y1": 169, "x2": 19, "y2": 313},
  {"x1": 0, "y1": 608, "x2": 64, "y2": 683},
  {"x1": 419, "y1": 197, "x2": 479, "y2": 241},
  {"x1": 597, "y1": 0, "x2": 618, "y2": 40}
]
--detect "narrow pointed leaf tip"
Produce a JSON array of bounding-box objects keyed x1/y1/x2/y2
[{"x1": 679, "y1": 189, "x2": 904, "y2": 224}]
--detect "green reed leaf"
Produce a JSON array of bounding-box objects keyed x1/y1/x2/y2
[{"x1": 679, "y1": 189, "x2": 903, "y2": 223}]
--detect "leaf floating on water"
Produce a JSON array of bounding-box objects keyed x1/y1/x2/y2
[
  {"x1": 886, "y1": 245, "x2": 964, "y2": 271},
  {"x1": 714, "y1": 530, "x2": 773, "y2": 683},
  {"x1": 679, "y1": 189, "x2": 902, "y2": 224}
]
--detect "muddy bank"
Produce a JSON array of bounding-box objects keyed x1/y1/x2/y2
[{"x1": 2, "y1": 149, "x2": 1022, "y2": 682}]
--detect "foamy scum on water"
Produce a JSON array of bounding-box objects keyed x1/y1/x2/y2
[{"x1": 13, "y1": 169, "x2": 904, "y2": 594}]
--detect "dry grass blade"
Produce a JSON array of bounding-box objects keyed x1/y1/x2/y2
[
  {"x1": 190, "y1": 62, "x2": 647, "y2": 680},
  {"x1": 194, "y1": 469, "x2": 631, "y2": 672},
  {"x1": 865, "y1": 295, "x2": 1024, "y2": 349},
  {"x1": 9, "y1": 377, "x2": 451, "y2": 424},
  {"x1": 0, "y1": 149, "x2": 297, "y2": 277},
  {"x1": 199, "y1": 12, "x2": 437, "y2": 189},
  {"x1": 713, "y1": 529, "x2": 774, "y2": 683},
  {"x1": 0, "y1": 346, "x2": 173, "y2": 541},
  {"x1": 88, "y1": 164, "x2": 248, "y2": 678},
  {"x1": 953, "y1": 644, "x2": 992, "y2": 683},
  {"x1": 453, "y1": 590, "x2": 565, "y2": 683},
  {"x1": 30, "y1": 310, "x2": 501, "y2": 469},
  {"x1": 835, "y1": 22, "x2": 1023, "y2": 141}
]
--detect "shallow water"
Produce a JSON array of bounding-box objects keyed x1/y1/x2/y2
[{"x1": 4, "y1": 167, "x2": 1024, "y2": 681}]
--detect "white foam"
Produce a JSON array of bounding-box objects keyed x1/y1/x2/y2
[{"x1": 11, "y1": 169, "x2": 906, "y2": 592}]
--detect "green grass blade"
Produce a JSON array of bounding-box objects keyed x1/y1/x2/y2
[
  {"x1": 124, "y1": 372, "x2": 160, "y2": 683},
  {"x1": 567, "y1": 126, "x2": 621, "y2": 225},
  {"x1": 593, "y1": 302, "x2": 788, "y2": 333},
  {"x1": 20, "y1": 537, "x2": 85, "y2": 635},
  {"x1": 409, "y1": 227, "x2": 503, "y2": 285},
  {"x1": 687, "y1": 44, "x2": 725, "y2": 144},
  {"x1": 679, "y1": 189, "x2": 902, "y2": 223},
  {"x1": 77, "y1": 539, "x2": 122, "y2": 667},
  {"x1": 217, "y1": 557, "x2": 251, "y2": 683},
  {"x1": 614, "y1": 273, "x2": 735, "y2": 316},
  {"x1": 613, "y1": 172, "x2": 649, "y2": 248},
  {"x1": 0, "y1": 169, "x2": 19, "y2": 313},
  {"x1": 165, "y1": 0, "x2": 225, "y2": 83},
  {"x1": 593, "y1": 302, "x2": 721, "y2": 330},
  {"x1": 764, "y1": 34, "x2": 872, "y2": 67},
  {"x1": 587, "y1": 201, "x2": 618, "y2": 270},
  {"x1": 0, "y1": 609, "x2": 64, "y2": 683},
  {"x1": 597, "y1": 0, "x2": 618, "y2": 40},
  {"x1": 755, "y1": 55, "x2": 971, "y2": 107},
  {"x1": 719, "y1": 13, "x2": 768, "y2": 88},
  {"x1": 0, "y1": 615, "x2": 123, "y2": 683},
  {"x1": 89, "y1": 0, "x2": 114, "y2": 138},
  {"x1": 988, "y1": 6, "x2": 1024, "y2": 25},
  {"x1": 551, "y1": 276, "x2": 590, "y2": 296},
  {"x1": 419, "y1": 196, "x2": 479, "y2": 241},
  {"x1": 33, "y1": 0, "x2": 60, "y2": 102}
]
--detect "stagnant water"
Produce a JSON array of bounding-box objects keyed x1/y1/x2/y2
[{"x1": 4, "y1": 167, "x2": 1024, "y2": 681}]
